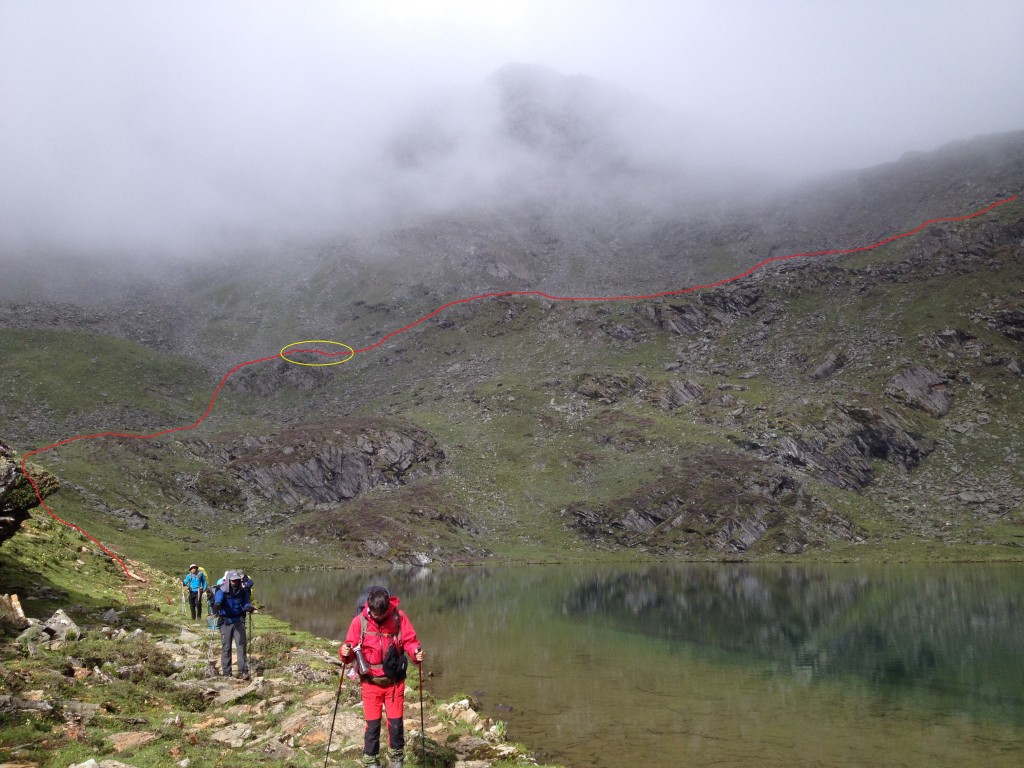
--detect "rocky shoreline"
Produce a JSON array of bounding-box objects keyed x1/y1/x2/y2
[{"x1": 1, "y1": 574, "x2": 557, "y2": 768}]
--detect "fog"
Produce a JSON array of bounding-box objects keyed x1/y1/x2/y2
[{"x1": 2, "y1": 0, "x2": 1022, "y2": 259}]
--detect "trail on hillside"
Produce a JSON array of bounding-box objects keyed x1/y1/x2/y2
[{"x1": 18, "y1": 195, "x2": 1020, "y2": 577}]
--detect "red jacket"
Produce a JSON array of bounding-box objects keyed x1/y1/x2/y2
[{"x1": 339, "y1": 595, "x2": 420, "y2": 676}]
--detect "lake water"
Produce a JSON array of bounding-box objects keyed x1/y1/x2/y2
[{"x1": 258, "y1": 563, "x2": 1024, "y2": 767}]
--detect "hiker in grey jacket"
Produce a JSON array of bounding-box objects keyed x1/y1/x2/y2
[{"x1": 214, "y1": 570, "x2": 253, "y2": 679}]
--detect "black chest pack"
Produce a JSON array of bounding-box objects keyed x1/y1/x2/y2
[{"x1": 360, "y1": 611, "x2": 408, "y2": 681}]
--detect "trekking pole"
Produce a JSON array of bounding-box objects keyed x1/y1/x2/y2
[
  {"x1": 418, "y1": 660, "x2": 426, "y2": 765},
  {"x1": 324, "y1": 662, "x2": 346, "y2": 768}
]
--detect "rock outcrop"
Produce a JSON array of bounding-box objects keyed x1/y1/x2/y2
[
  {"x1": 886, "y1": 365, "x2": 952, "y2": 417},
  {"x1": 564, "y1": 445, "x2": 861, "y2": 556},
  {"x1": 189, "y1": 417, "x2": 445, "y2": 507},
  {"x1": 769, "y1": 404, "x2": 935, "y2": 491},
  {"x1": 0, "y1": 438, "x2": 60, "y2": 546}
]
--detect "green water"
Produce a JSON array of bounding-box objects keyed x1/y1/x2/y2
[{"x1": 258, "y1": 563, "x2": 1024, "y2": 767}]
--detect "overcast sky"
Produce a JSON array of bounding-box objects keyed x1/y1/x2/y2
[{"x1": 2, "y1": 0, "x2": 1022, "y2": 258}]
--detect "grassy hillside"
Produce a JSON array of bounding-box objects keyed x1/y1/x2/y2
[{"x1": 4, "y1": 194, "x2": 1022, "y2": 572}]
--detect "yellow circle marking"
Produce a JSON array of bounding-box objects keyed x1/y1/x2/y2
[{"x1": 279, "y1": 340, "x2": 355, "y2": 367}]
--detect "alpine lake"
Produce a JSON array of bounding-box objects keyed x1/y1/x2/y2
[{"x1": 259, "y1": 563, "x2": 1024, "y2": 768}]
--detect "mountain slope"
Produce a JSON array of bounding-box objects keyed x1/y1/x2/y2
[
  {"x1": 1, "y1": 67, "x2": 1022, "y2": 569},
  {"x1": 3, "y1": 184, "x2": 1022, "y2": 570}
]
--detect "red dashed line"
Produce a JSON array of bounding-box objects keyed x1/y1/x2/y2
[{"x1": 18, "y1": 195, "x2": 1020, "y2": 577}]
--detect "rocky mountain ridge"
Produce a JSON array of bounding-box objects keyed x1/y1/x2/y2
[{"x1": 1, "y1": 127, "x2": 1022, "y2": 568}]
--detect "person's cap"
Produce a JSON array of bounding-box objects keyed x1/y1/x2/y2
[
  {"x1": 189, "y1": 564, "x2": 198, "y2": 569},
  {"x1": 228, "y1": 570, "x2": 241, "y2": 581}
]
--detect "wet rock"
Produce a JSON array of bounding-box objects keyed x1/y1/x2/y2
[{"x1": 700, "y1": 286, "x2": 763, "y2": 318}]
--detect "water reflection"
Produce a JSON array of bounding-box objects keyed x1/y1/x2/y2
[
  {"x1": 559, "y1": 565, "x2": 1024, "y2": 709},
  {"x1": 259, "y1": 563, "x2": 1024, "y2": 767}
]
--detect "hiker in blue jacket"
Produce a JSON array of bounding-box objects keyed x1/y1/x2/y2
[
  {"x1": 214, "y1": 570, "x2": 254, "y2": 679},
  {"x1": 181, "y1": 564, "x2": 207, "y2": 621}
]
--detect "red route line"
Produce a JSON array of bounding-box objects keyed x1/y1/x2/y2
[{"x1": 18, "y1": 194, "x2": 1020, "y2": 578}]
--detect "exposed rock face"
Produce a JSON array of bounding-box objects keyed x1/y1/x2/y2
[
  {"x1": 574, "y1": 372, "x2": 649, "y2": 404},
  {"x1": 0, "y1": 438, "x2": 60, "y2": 546},
  {"x1": 646, "y1": 302, "x2": 709, "y2": 335},
  {"x1": 652, "y1": 377, "x2": 705, "y2": 409},
  {"x1": 986, "y1": 309, "x2": 1024, "y2": 342},
  {"x1": 771, "y1": 404, "x2": 935, "y2": 490},
  {"x1": 190, "y1": 418, "x2": 445, "y2": 507},
  {"x1": 886, "y1": 365, "x2": 952, "y2": 417},
  {"x1": 565, "y1": 445, "x2": 860, "y2": 555}
]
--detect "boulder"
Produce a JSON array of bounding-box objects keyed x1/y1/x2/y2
[
  {"x1": 42, "y1": 609, "x2": 81, "y2": 644},
  {"x1": 109, "y1": 730, "x2": 159, "y2": 752},
  {"x1": 209, "y1": 722, "x2": 252, "y2": 748}
]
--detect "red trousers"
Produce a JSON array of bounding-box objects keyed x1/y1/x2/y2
[
  {"x1": 361, "y1": 679, "x2": 405, "y2": 721},
  {"x1": 361, "y1": 680, "x2": 406, "y2": 754}
]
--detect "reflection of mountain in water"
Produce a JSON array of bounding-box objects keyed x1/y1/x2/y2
[{"x1": 562, "y1": 565, "x2": 1024, "y2": 709}]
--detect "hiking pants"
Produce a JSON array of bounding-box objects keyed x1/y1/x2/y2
[
  {"x1": 219, "y1": 620, "x2": 248, "y2": 677},
  {"x1": 187, "y1": 590, "x2": 203, "y2": 620},
  {"x1": 361, "y1": 680, "x2": 405, "y2": 754}
]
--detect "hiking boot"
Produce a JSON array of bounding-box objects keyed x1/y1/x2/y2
[
  {"x1": 360, "y1": 753, "x2": 381, "y2": 768},
  {"x1": 386, "y1": 747, "x2": 404, "y2": 768}
]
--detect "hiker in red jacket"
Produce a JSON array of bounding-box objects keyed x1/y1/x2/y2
[{"x1": 339, "y1": 586, "x2": 425, "y2": 768}]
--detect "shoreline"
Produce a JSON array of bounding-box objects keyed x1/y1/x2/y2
[{"x1": 0, "y1": 545, "x2": 565, "y2": 768}]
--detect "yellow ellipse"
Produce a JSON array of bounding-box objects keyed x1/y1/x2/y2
[{"x1": 279, "y1": 340, "x2": 355, "y2": 367}]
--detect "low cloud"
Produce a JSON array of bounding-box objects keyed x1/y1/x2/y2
[{"x1": 2, "y1": 1, "x2": 1022, "y2": 261}]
